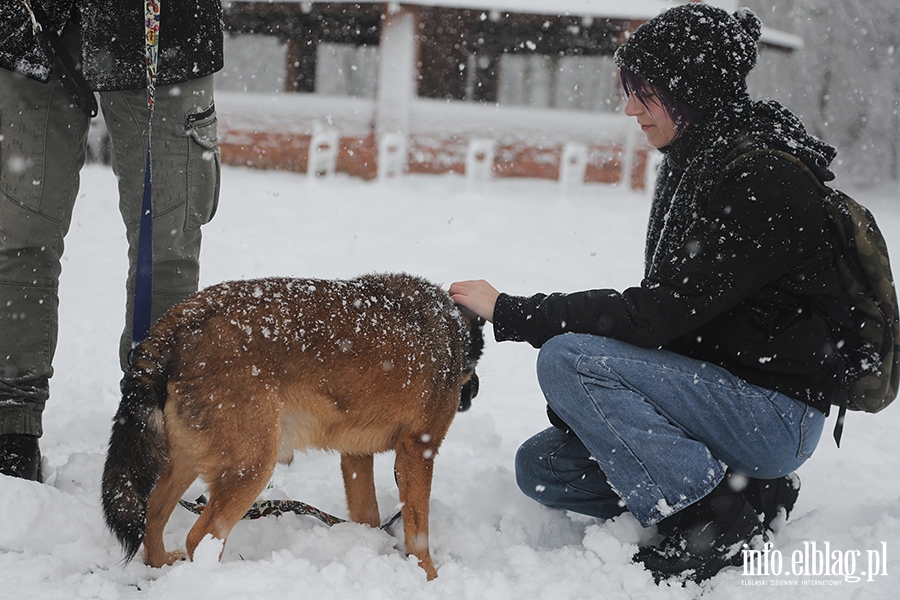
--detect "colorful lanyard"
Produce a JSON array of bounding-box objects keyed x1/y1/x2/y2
[{"x1": 144, "y1": 0, "x2": 160, "y2": 114}]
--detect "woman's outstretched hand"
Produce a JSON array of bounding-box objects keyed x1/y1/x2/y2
[{"x1": 449, "y1": 280, "x2": 500, "y2": 323}]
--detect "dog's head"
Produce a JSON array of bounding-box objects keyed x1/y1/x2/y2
[{"x1": 456, "y1": 305, "x2": 485, "y2": 412}]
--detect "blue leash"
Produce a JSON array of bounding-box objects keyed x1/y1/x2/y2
[
  {"x1": 132, "y1": 151, "x2": 154, "y2": 344},
  {"x1": 132, "y1": 0, "x2": 161, "y2": 346}
]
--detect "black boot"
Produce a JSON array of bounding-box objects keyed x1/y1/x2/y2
[
  {"x1": 635, "y1": 473, "x2": 765, "y2": 583},
  {"x1": 546, "y1": 404, "x2": 572, "y2": 433},
  {"x1": 738, "y1": 472, "x2": 800, "y2": 529},
  {"x1": 0, "y1": 434, "x2": 42, "y2": 482}
]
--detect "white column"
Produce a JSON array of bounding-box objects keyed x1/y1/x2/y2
[{"x1": 376, "y1": 5, "x2": 417, "y2": 140}]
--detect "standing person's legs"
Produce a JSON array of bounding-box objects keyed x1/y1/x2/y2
[
  {"x1": 0, "y1": 67, "x2": 90, "y2": 478},
  {"x1": 98, "y1": 75, "x2": 220, "y2": 368}
]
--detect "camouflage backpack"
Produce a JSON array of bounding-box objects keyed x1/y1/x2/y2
[{"x1": 720, "y1": 143, "x2": 900, "y2": 444}]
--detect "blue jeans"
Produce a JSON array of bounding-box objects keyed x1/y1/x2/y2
[{"x1": 515, "y1": 334, "x2": 825, "y2": 527}]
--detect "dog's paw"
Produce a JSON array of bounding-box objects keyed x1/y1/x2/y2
[
  {"x1": 145, "y1": 548, "x2": 188, "y2": 568},
  {"x1": 164, "y1": 550, "x2": 188, "y2": 566}
]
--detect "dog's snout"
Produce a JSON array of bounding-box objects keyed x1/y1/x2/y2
[{"x1": 458, "y1": 372, "x2": 479, "y2": 412}]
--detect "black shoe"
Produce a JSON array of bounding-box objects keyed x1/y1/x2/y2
[
  {"x1": 739, "y1": 473, "x2": 800, "y2": 529},
  {"x1": 546, "y1": 404, "x2": 572, "y2": 433},
  {"x1": 635, "y1": 474, "x2": 765, "y2": 583},
  {"x1": 0, "y1": 434, "x2": 42, "y2": 482}
]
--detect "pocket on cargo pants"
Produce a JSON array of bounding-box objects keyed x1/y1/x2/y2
[{"x1": 184, "y1": 103, "x2": 220, "y2": 230}]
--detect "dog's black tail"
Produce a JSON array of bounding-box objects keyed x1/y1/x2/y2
[{"x1": 101, "y1": 327, "x2": 177, "y2": 563}]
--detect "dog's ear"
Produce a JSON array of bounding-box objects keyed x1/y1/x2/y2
[
  {"x1": 456, "y1": 304, "x2": 485, "y2": 328},
  {"x1": 457, "y1": 304, "x2": 485, "y2": 367},
  {"x1": 453, "y1": 303, "x2": 483, "y2": 412}
]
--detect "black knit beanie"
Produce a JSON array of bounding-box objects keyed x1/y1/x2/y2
[{"x1": 614, "y1": 3, "x2": 762, "y2": 113}]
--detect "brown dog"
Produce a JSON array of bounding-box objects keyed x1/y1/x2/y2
[{"x1": 101, "y1": 273, "x2": 484, "y2": 579}]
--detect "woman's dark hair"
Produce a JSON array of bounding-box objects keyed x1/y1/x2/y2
[{"x1": 619, "y1": 67, "x2": 705, "y2": 132}]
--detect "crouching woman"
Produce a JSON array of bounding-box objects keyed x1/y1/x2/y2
[{"x1": 450, "y1": 3, "x2": 852, "y2": 583}]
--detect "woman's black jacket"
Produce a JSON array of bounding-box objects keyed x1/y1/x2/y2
[{"x1": 493, "y1": 153, "x2": 851, "y2": 415}]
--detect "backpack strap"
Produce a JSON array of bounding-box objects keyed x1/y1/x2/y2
[{"x1": 717, "y1": 139, "x2": 829, "y2": 196}]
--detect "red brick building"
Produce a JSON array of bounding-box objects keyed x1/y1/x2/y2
[{"x1": 217, "y1": 1, "x2": 800, "y2": 188}]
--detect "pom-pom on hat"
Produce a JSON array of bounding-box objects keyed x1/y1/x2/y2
[{"x1": 614, "y1": 3, "x2": 762, "y2": 113}]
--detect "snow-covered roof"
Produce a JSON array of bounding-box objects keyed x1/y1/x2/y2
[
  {"x1": 226, "y1": 0, "x2": 678, "y2": 20},
  {"x1": 758, "y1": 26, "x2": 803, "y2": 50},
  {"x1": 402, "y1": 0, "x2": 677, "y2": 20},
  {"x1": 225, "y1": 1, "x2": 802, "y2": 49}
]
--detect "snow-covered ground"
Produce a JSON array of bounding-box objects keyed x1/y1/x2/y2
[{"x1": 1, "y1": 164, "x2": 898, "y2": 599}]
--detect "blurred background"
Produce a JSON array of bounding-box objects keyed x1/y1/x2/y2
[
  {"x1": 745, "y1": 0, "x2": 900, "y2": 186},
  {"x1": 89, "y1": 1, "x2": 899, "y2": 188}
]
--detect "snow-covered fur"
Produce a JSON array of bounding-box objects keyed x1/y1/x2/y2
[{"x1": 101, "y1": 273, "x2": 484, "y2": 580}]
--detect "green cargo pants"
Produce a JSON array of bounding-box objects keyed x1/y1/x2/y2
[{"x1": 0, "y1": 67, "x2": 220, "y2": 437}]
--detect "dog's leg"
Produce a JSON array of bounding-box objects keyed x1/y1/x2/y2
[
  {"x1": 340, "y1": 453, "x2": 380, "y2": 528},
  {"x1": 394, "y1": 435, "x2": 439, "y2": 580},
  {"x1": 183, "y1": 467, "x2": 274, "y2": 562},
  {"x1": 143, "y1": 454, "x2": 199, "y2": 567},
  {"x1": 184, "y1": 448, "x2": 278, "y2": 563}
]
